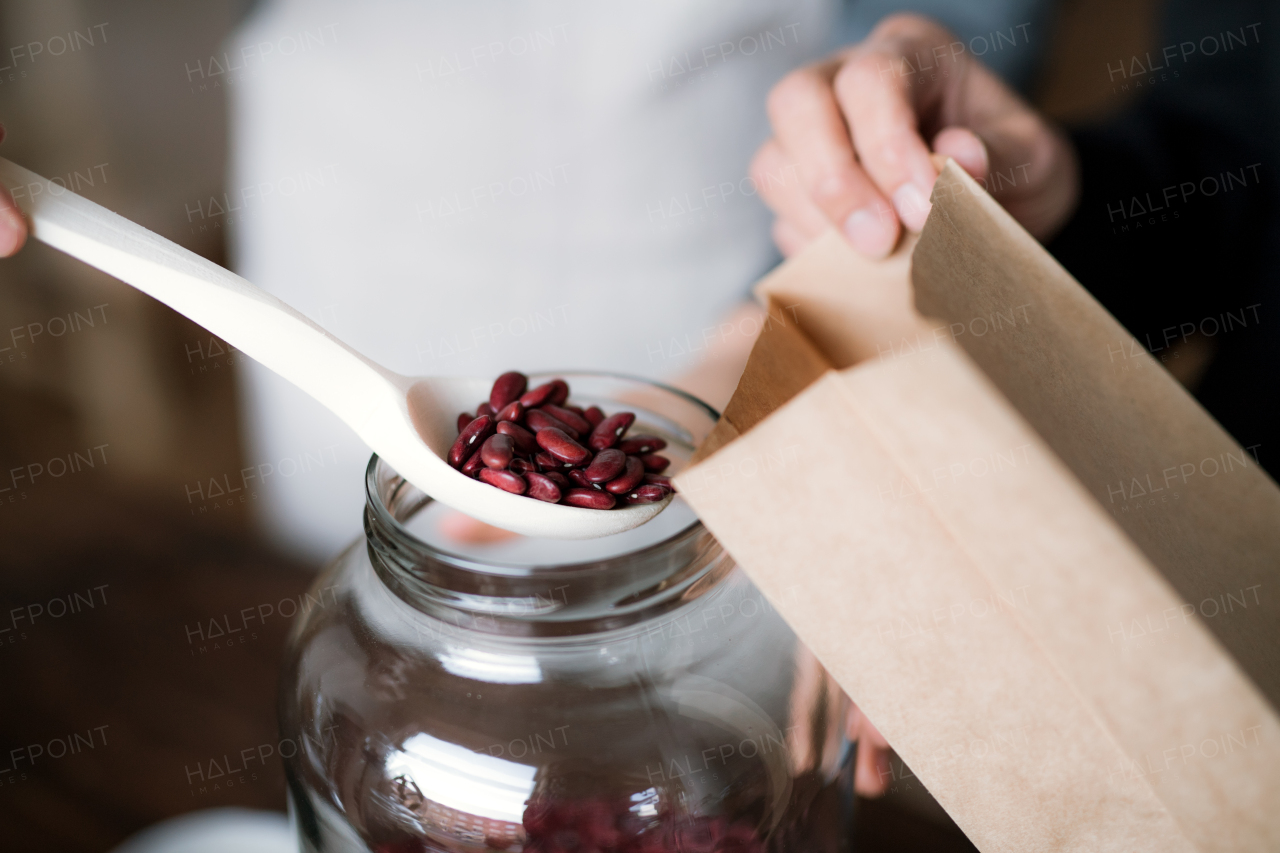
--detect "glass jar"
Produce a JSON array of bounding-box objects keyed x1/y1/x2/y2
[{"x1": 279, "y1": 375, "x2": 857, "y2": 853}]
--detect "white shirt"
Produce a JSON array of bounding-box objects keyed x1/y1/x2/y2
[{"x1": 225, "y1": 0, "x2": 1050, "y2": 560}]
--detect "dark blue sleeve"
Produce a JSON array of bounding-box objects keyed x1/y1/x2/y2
[
  {"x1": 1045, "y1": 0, "x2": 1279, "y2": 472},
  {"x1": 830, "y1": 0, "x2": 1057, "y2": 91}
]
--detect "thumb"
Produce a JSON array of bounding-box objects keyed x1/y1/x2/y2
[
  {"x1": 931, "y1": 114, "x2": 1079, "y2": 240},
  {"x1": 932, "y1": 126, "x2": 990, "y2": 183}
]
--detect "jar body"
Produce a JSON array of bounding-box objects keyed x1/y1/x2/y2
[
  {"x1": 280, "y1": 376, "x2": 856, "y2": 852},
  {"x1": 280, "y1": 538, "x2": 856, "y2": 852}
]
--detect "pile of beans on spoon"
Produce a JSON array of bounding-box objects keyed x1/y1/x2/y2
[{"x1": 448, "y1": 372, "x2": 675, "y2": 510}]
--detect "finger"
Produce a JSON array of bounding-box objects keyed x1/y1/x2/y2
[
  {"x1": 437, "y1": 511, "x2": 519, "y2": 544},
  {"x1": 767, "y1": 65, "x2": 899, "y2": 258},
  {"x1": 0, "y1": 186, "x2": 25, "y2": 258},
  {"x1": 999, "y1": 126, "x2": 1080, "y2": 240},
  {"x1": 960, "y1": 89, "x2": 1079, "y2": 238},
  {"x1": 833, "y1": 51, "x2": 941, "y2": 232},
  {"x1": 751, "y1": 140, "x2": 831, "y2": 246},
  {"x1": 771, "y1": 219, "x2": 808, "y2": 258},
  {"x1": 855, "y1": 740, "x2": 893, "y2": 797},
  {"x1": 0, "y1": 124, "x2": 27, "y2": 257},
  {"x1": 932, "y1": 126, "x2": 989, "y2": 183},
  {"x1": 931, "y1": 62, "x2": 1077, "y2": 237},
  {"x1": 844, "y1": 704, "x2": 863, "y2": 741},
  {"x1": 846, "y1": 707, "x2": 893, "y2": 797}
]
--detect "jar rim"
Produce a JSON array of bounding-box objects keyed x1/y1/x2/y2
[
  {"x1": 358, "y1": 372, "x2": 729, "y2": 634},
  {"x1": 362, "y1": 371, "x2": 719, "y2": 576},
  {"x1": 363, "y1": 454, "x2": 712, "y2": 577}
]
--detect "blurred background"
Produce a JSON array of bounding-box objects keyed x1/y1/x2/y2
[{"x1": 0, "y1": 0, "x2": 1163, "y2": 849}]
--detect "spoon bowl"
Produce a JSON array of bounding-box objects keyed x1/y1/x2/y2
[
  {"x1": 395, "y1": 375, "x2": 676, "y2": 538},
  {"x1": 0, "y1": 157, "x2": 681, "y2": 539}
]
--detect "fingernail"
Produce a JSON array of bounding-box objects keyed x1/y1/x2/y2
[
  {"x1": 843, "y1": 206, "x2": 896, "y2": 259},
  {"x1": 892, "y1": 182, "x2": 932, "y2": 231}
]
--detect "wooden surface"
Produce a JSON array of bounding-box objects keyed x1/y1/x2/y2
[{"x1": 0, "y1": 479, "x2": 310, "y2": 849}]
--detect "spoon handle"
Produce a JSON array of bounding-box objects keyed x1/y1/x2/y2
[{"x1": 0, "y1": 157, "x2": 406, "y2": 431}]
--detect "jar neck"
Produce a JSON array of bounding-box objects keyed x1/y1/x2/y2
[{"x1": 363, "y1": 456, "x2": 734, "y2": 638}]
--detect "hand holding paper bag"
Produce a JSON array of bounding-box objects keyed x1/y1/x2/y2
[
  {"x1": 677, "y1": 162, "x2": 1280, "y2": 852},
  {"x1": 752, "y1": 13, "x2": 1079, "y2": 259}
]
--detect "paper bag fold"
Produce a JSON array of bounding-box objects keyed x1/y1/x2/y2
[{"x1": 914, "y1": 164, "x2": 1280, "y2": 705}]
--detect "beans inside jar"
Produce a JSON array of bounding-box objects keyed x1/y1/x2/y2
[{"x1": 448, "y1": 372, "x2": 675, "y2": 510}]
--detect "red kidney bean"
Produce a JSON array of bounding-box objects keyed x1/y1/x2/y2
[
  {"x1": 541, "y1": 403, "x2": 591, "y2": 434},
  {"x1": 584, "y1": 448, "x2": 626, "y2": 483},
  {"x1": 460, "y1": 448, "x2": 486, "y2": 477},
  {"x1": 588, "y1": 412, "x2": 635, "y2": 450},
  {"x1": 604, "y1": 456, "x2": 646, "y2": 494},
  {"x1": 546, "y1": 379, "x2": 569, "y2": 406},
  {"x1": 640, "y1": 454, "x2": 670, "y2": 473},
  {"x1": 480, "y1": 434, "x2": 515, "y2": 469},
  {"x1": 496, "y1": 420, "x2": 539, "y2": 454},
  {"x1": 534, "y1": 451, "x2": 570, "y2": 471},
  {"x1": 625, "y1": 484, "x2": 669, "y2": 503},
  {"x1": 643, "y1": 474, "x2": 674, "y2": 491},
  {"x1": 536, "y1": 427, "x2": 590, "y2": 465},
  {"x1": 479, "y1": 468, "x2": 527, "y2": 495},
  {"x1": 567, "y1": 469, "x2": 599, "y2": 490},
  {"x1": 449, "y1": 415, "x2": 494, "y2": 467},
  {"x1": 489, "y1": 371, "x2": 528, "y2": 410},
  {"x1": 526, "y1": 409, "x2": 579, "y2": 439},
  {"x1": 541, "y1": 471, "x2": 570, "y2": 488},
  {"x1": 564, "y1": 489, "x2": 616, "y2": 510},
  {"x1": 525, "y1": 472, "x2": 562, "y2": 503},
  {"x1": 519, "y1": 381, "x2": 556, "y2": 408},
  {"x1": 459, "y1": 372, "x2": 660, "y2": 511},
  {"x1": 617, "y1": 435, "x2": 666, "y2": 454}
]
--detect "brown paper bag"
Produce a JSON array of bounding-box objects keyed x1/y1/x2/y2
[{"x1": 674, "y1": 162, "x2": 1280, "y2": 853}]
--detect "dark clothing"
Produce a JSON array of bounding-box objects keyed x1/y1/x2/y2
[{"x1": 1047, "y1": 0, "x2": 1280, "y2": 477}]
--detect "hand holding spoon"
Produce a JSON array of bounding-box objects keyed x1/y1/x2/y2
[{"x1": 0, "y1": 157, "x2": 672, "y2": 539}]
